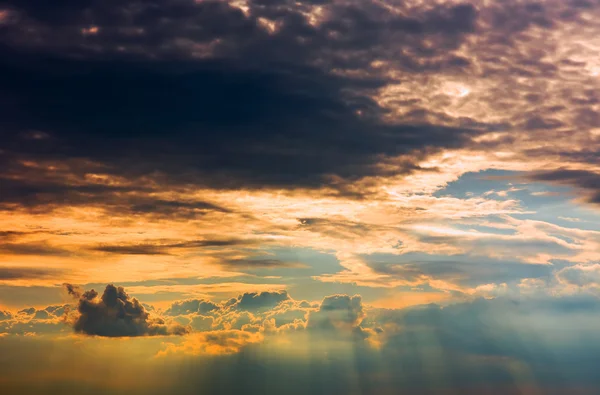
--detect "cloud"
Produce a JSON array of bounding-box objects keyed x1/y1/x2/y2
[
  {"x1": 228, "y1": 290, "x2": 291, "y2": 312},
  {"x1": 158, "y1": 330, "x2": 264, "y2": 356},
  {"x1": 0, "y1": 0, "x2": 493, "y2": 204},
  {"x1": 306, "y1": 294, "x2": 371, "y2": 339},
  {"x1": 64, "y1": 283, "x2": 189, "y2": 337},
  {"x1": 2, "y1": 0, "x2": 600, "y2": 389},
  {"x1": 1, "y1": 0, "x2": 598, "y2": 299},
  {"x1": 0, "y1": 267, "x2": 65, "y2": 280},
  {"x1": 0, "y1": 173, "x2": 230, "y2": 216},
  {"x1": 148, "y1": 293, "x2": 600, "y2": 393},
  {"x1": 0, "y1": 242, "x2": 72, "y2": 257},
  {"x1": 4, "y1": 287, "x2": 600, "y2": 395},
  {"x1": 91, "y1": 238, "x2": 256, "y2": 256},
  {"x1": 91, "y1": 244, "x2": 171, "y2": 255},
  {"x1": 0, "y1": 310, "x2": 12, "y2": 321},
  {"x1": 557, "y1": 264, "x2": 600, "y2": 290},
  {"x1": 529, "y1": 169, "x2": 600, "y2": 205},
  {"x1": 0, "y1": 58, "x2": 480, "y2": 196},
  {"x1": 164, "y1": 299, "x2": 220, "y2": 316},
  {"x1": 221, "y1": 258, "x2": 307, "y2": 269}
]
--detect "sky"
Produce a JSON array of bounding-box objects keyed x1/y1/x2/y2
[{"x1": 1, "y1": 0, "x2": 600, "y2": 393}]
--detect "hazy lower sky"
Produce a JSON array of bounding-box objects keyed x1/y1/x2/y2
[{"x1": 1, "y1": 0, "x2": 600, "y2": 393}]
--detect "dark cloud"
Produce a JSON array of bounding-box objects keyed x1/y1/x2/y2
[
  {"x1": 0, "y1": 231, "x2": 29, "y2": 240},
  {"x1": 0, "y1": 176, "x2": 142, "y2": 209},
  {"x1": 0, "y1": 171, "x2": 230, "y2": 216},
  {"x1": 372, "y1": 295, "x2": 600, "y2": 362},
  {"x1": 44, "y1": 305, "x2": 67, "y2": 317},
  {"x1": 16, "y1": 307, "x2": 36, "y2": 315},
  {"x1": 222, "y1": 259, "x2": 307, "y2": 269},
  {"x1": 0, "y1": 242, "x2": 73, "y2": 257},
  {"x1": 63, "y1": 283, "x2": 83, "y2": 299},
  {"x1": 92, "y1": 244, "x2": 171, "y2": 256},
  {"x1": 64, "y1": 283, "x2": 189, "y2": 337},
  {"x1": 0, "y1": 0, "x2": 489, "y2": 199},
  {"x1": 127, "y1": 199, "x2": 231, "y2": 218},
  {"x1": 165, "y1": 239, "x2": 256, "y2": 248},
  {"x1": 297, "y1": 217, "x2": 375, "y2": 239},
  {"x1": 91, "y1": 238, "x2": 256, "y2": 255},
  {"x1": 0, "y1": 0, "x2": 479, "y2": 66},
  {"x1": 529, "y1": 169, "x2": 600, "y2": 205},
  {"x1": 0, "y1": 267, "x2": 64, "y2": 280}
]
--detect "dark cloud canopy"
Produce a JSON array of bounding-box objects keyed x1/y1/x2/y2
[
  {"x1": 0, "y1": 0, "x2": 490, "y2": 202},
  {"x1": 0, "y1": 56, "x2": 480, "y2": 194},
  {"x1": 65, "y1": 283, "x2": 188, "y2": 337}
]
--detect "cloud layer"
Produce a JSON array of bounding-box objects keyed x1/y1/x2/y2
[{"x1": 2, "y1": 286, "x2": 600, "y2": 394}]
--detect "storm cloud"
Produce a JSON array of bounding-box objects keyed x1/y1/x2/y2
[
  {"x1": 0, "y1": 0, "x2": 493, "y2": 203},
  {"x1": 65, "y1": 283, "x2": 188, "y2": 337}
]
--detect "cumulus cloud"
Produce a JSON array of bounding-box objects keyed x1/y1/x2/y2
[
  {"x1": 145, "y1": 293, "x2": 600, "y2": 393},
  {"x1": 0, "y1": 310, "x2": 13, "y2": 321},
  {"x1": 228, "y1": 290, "x2": 291, "y2": 312},
  {"x1": 557, "y1": 264, "x2": 600, "y2": 291},
  {"x1": 159, "y1": 290, "x2": 372, "y2": 337},
  {"x1": 154, "y1": 292, "x2": 379, "y2": 357},
  {"x1": 264, "y1": 301, "x2": 310, "y2": 328},
  {"x1": 160, "y1": 291, "x2": 313, "y2": 334},
  {"x1": 2, "y1": 0, "x2": 600, "y2": 390},
  {"x1": 164, "y1": 299, "x2": 220, "y2": 316},
  {"x1": 64, "y1": 283, "x2": 189, "y2": 337},
  {"x1": 0, "y1": 304, "x2": 69, "y2": 335},
  {"x1": 4, "y1": 285, "x2": 600, "y2": 395},
  {"x1": 307, "y1": 294, "x2": 365, "y2": 331}
]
